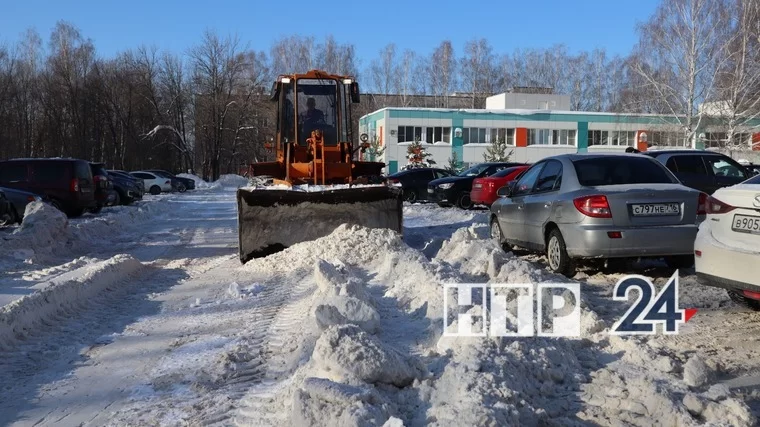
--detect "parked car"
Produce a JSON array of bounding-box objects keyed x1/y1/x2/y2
[
  {"x1": 147, "y1": 170, "x2": 194, "y2": 192},
  {"x1": 130, "y1": 171, "x2": 172, "y2": 195},
  {"x1": 0, "y1": 190, "x2": 13, "y2": 226},
  {"x1": 110, "y1": 170, "x2": 145, "y2": 195},
  {"x1": 387, "y1": 168, "x2": 453, "y2": 202},
  {"x1": 0, "y1": 158, "x2": 96, "y2": 217},
  {"x1": 0, "y1": 186, "x2": 44, "y2": 224},
  {"x1": 644, "y1": 150, "x2": 751, "y2": 194},
  {"x1": 428, "y1": 162, "x2": 527, "y2": 209},
  {"x1": 694, "y1": 173, "x2": 760, "y2": 308},
  {"x1": 107, "y1": 170, "x2": 143, "y2": 205},
  {"x1": 490, "y1": 153, "x2": 705, "y2": 276},
  {"x1": 90, "y1": 162, "x2": 116, "y2": 213},
  {"x1": 471, "y1": 165, "x2": 530, "y2": 206}
]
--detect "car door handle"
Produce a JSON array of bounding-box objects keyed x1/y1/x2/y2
[
  {"x1": 544, "y1": 202, "x2": 552, "y2": 208},
  {"x1": 517, "y1": 205, "x2": 524, "y2": 210}
]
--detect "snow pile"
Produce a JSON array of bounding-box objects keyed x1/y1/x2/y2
[
  {"x1": 311, "y1": 325, "x2": 426, "y2": 387},
  {"x1": 435, "y1": 224, "x2": 511, "y2": 278},
  {"x1": 176, "y1": 173, "x2": 215, "y2": 190},
  {"x1": 291, "y1": 378, "x2": 395, "y2": 427},
  {"x1": 0, "y1": 198, "x2": 174, "y2": 265},
  {"x1": 1, "y1": 201, "x2": 71, "y2": 257},
  {"x1": 216, "y1": 174, "x2": 249, "y2": 188},
  {"x1": 0, "y1": 254, "x2": 144, "y2": 350}
]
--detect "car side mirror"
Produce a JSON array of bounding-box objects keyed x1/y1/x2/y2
[{"x1": 497, "y1": 185, "x2": 512, "y2": 198}]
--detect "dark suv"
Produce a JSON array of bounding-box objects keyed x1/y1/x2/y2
[
  {"x1": 0, "y1": 158, "x2": 96, "y2": 217},
  {"x1": 643, "y1": 150, "x2": 750, "y2": 194}
]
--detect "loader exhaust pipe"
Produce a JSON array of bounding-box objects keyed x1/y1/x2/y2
[{"x1": 237, "y1": 186, "x2": 403, "y2": 263}]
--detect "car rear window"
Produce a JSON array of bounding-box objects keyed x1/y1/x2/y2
[
  {"x1": 91, "y1": 164, "x2": 108, "y2": 176},
  {"x1": 573, "y1": 157, "x2": 676, "y2": 186},
  {"x1": 30, "y1": 162, "x2": 69, "y2": 183},
  {"x1": 490, "y1": 167, "x2": 524, "y2": 178},
  {"x1": 75, "y1": 161, "x2": 92, "y2": 179},
  {"x1": 0, "y1": 163, "x2": 27, "y2": 182}
]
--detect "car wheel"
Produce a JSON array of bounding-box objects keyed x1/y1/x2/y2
[
  {"x1": 177, "y1": 184, "x2": 187, "y2": 193},
  {"x1": 404, "y1": 189, "x2": 418, "y2": 203},
  {"x1": 114, "y1": 191, "x2": 122, "y2": 206},
  {"x1": 664, "y1": 255, "x2": 694, "y2": 270},
  {"x1": 490, "y1": 216, "x2": 510, "y2": 251},
  {"x1": 150, "y1": 185, "x2": 161, "y2": 195},
  {"x1": 457, "y1": 192, "x2": 473, "y2": 210},
  {"x1": 546, "y1": 228, "x2": 575, "y2": 277},
  {"x1": 0, "y1": 210, "x2": 13, "y2": 227},
  {"x1": 728, "y1": 290, "x2": 760, "y2": 311}
]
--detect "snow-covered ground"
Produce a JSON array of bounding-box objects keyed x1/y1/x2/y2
[{"x1": 1, "y1": 184, "x2": 760, "y2": 426}]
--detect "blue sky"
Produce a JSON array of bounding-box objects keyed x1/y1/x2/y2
[{"x1": 1, "y1": 0, "x2": 660, "y2": 64}]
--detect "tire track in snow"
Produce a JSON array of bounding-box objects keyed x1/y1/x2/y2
[{"x1": 208, "y1": 271, "x2": 320, "y2": 426}]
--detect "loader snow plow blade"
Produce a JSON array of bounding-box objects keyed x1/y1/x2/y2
[{"x1": 237, "y1": 186, "x2": 403, "y2": 263}]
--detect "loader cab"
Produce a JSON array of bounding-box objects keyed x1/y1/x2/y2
[
  {"x1": 268, "y1": 71, "x2": 364, "y2": 184},
  {"x1": 274, "y1": 76, "x2": 357, "y2": 146}
]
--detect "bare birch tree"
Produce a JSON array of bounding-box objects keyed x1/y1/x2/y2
[
  {"x1": 460, "y1": 38, "x2": 496, "y2": 108},
  {"x1": 631, "y1": 0, "x2": 731, "y2": 144},
  {"x1": 714, "y1": 0, "x2": 760, "y2": 150}
]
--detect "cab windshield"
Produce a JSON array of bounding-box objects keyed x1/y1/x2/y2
[{"x1": 287, "y1": 79, "x2": 341, "y2": 146}]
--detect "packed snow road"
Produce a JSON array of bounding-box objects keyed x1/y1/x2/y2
[{"x1": 1, "y1": 182, "x2": 760, "y2": 426}]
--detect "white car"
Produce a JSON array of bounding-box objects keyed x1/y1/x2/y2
[
  {"x1": 695, "y1": 174, "x2": 760, "y2": 308},
  {"x1": 130, "y1": 171, "x2": 173, "y2": 195}
]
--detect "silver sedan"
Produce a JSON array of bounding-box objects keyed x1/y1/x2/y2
[{"x1": 489, "y1": 153, "x2": 705, "y2": 276}]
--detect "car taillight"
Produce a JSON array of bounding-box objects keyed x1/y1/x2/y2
[
  {"x1": 573, "y1": 195, "x2": 612, "y2": 218},
  {"x1": 388, "y1": 178, "x2": 399, "y2": 184},
  {"x1": 705, "y1": 196, "x2": 735, "y2": 214},
  {"x1": 697, "y1": 192, "x2": 708, "y2": 215},
  {"x1": 70, "y1": 178, "x2": 80, "y2": 192}
]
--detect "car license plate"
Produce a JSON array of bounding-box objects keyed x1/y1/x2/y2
[
  {"x1": 427, "y1": 188, "x2": 434, "y2": 193},
  {"x1": 631, "y1": 203, "x2": 680, "y2": 216},
  {"x1": 732, "y1": 214, "x2": 760, "y2": 234}
]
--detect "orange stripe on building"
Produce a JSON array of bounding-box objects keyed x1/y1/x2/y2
[
  {"x1": 515, "y1": 128, "x2": 528, "y2": 147},
  {"x1": 636, "y1": 130, "x2": 648, "y2": 152}
]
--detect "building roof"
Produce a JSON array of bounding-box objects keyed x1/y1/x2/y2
[{"x1": 360, "y1": 106, "x2": 686, "y2": 118}]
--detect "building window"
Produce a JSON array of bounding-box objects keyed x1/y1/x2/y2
[
  {"x1": 649, "y1": 131, "x2": 688, "y2": 147},
  {"x1": 528, "y1": 129, "x2": 551, "y2": 145},
  {"x1": 398, "y1": 126, "x2": 450, "y2": 143},
  {"x1": 551, "y1": 129, "x2": 577, "y2": 145},
  {"x1": 608, "y1": 131, "x2": 636, "y2": 146},
  {"x1": 588, "y1": 130, "x2": 610, "y2": 146},
  {"x1": 464, "y1": 127, "x2": 515, "y2": 144},
  {"x1": 529, "y1": 129, "x2": 576, "y2": 145}
]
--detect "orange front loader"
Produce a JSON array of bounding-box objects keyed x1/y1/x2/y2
[{"x1": 237, "y1": 70, "x2": 402, "y2": 263}]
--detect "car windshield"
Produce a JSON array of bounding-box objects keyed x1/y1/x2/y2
[
  {"x1": 458, "y1": 164, "x2": 490, "y2": 177},
  {"x1": 573, "y1": 157, "x2": 677, "y2": 186}
]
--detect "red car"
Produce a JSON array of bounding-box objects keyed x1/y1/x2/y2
[{"x1": 471, "y1": 165, "x2": 530, "y2": 206}]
